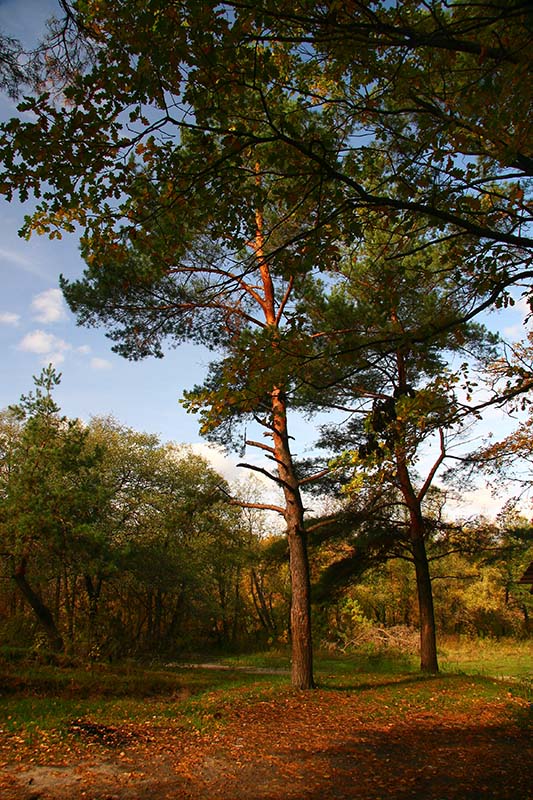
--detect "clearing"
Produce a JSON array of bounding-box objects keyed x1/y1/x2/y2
[{"x1": 0, "y1": 665, "x2": 531, "y2": 800}]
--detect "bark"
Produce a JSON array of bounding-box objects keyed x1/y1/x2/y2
[
  {"x1": 12, "y1": 559, "x2": 64, "y2": 652},
  {"x1": 410, "y1": 531, "x2": 439, "y2": 673},
  {"x1": 287, "y1": 528, "x2": 314, "y2": 688},
  {"x1": 84, "y1": 574, "x2": 102, "y2": 623},
  {"x1": 84, "y1": 574, "x2": 102, "y2": 651},
  {"x1": 396, "y1": 459, "x2": 439, "y2": 673},
  {"x1": 231, "y1": 567, "x2": 242, "y2": 644},
  {"x1": 251, "y1": 568, "x2": 277, "y2": 634},
  {"x1": 394, "y1": 346, "x2": 439, "y2": 673},
  {"x1": 62, "y1": 568, "x2": 77, "y2": 650},
  {"x1": 271, "y1": 386, "x2": 314, "y2": 689}
]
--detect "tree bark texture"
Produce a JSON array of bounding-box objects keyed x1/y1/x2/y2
[
  {"x1": 271, "y1": 386, "x2": 315, "y2": 689},
  {"x1": 394, "y1": 348, "x2": 439, "y2": 673}
]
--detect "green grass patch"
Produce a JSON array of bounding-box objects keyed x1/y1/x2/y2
[
  {"x1": 0, "y1": 658, "x2": 288, "y2": 741},
  {"x1": 438, "y1": 636, "x2": 532, "y2": 679},
  {"x1": 0, "y1": 638, "x2": 530, "y2": 748}
]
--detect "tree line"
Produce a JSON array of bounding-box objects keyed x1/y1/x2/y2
[
  {"x1": 0, "y1": 367, "x2": 286, "y2": 659},
  {"x1": 0, "y1": 366, "x2": 531, "y2": 665},
  {"x1": 0, "y1": 0, "x2": 532, "y2": 687}
]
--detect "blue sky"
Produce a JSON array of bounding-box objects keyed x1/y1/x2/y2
[
  {"x1": 0, "y1": 0, "x2": 224, "y2": 456},
  {"x1": 0, "y1": 0, "x2": 531, "y2": 518}
]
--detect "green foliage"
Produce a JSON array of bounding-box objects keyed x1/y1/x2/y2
[
  {"x1": 0, "y1": 367, "x2": 107, "y2": 578},
  {"x1": 0, "y1": 373, "x2": 268, "y2": 659}
]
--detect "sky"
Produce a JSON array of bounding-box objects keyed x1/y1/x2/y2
[{"x1": 0, "y1": 0, "x2": 531, "y2": 520}]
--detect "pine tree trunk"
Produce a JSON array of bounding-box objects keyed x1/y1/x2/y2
[
  {"x1": 254, "y1": 198, "x2": 314, "y2": 689},
  {"x1": 396, "y1": 454, "x2": 439, "y2": 673},
  {"x1": 411, "y1": 533, "x2": 439, "y2": 672},
  {"x1": 287, "y1": 528, "x2": 314, "y2": 688},
  {"x1": 271, "y1": 387, "x2": 315, "y2": 689}
]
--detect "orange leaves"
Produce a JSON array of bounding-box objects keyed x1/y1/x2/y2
[{"x1": 1, "y1": 674, "x2": 532, "y2": 799}]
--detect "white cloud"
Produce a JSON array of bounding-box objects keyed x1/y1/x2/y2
[
  {"x1": 45, "y1": 351, "x2": 67, "y2": 366},
  {"x1": 443, "y1": 480, "x2": 532, "y2": 521},
  {"x1": 77, "y1": 345, "x2": 91, "y2": 355},
  {"x1": 31, "y1": 288, "x2": 67, "y2": 323},
  {"x1": 0, "y1": 246, "x2": 34, "y2": 269},
  {"x1": 0, "y1": 311, "x2": 20, "y2": 326},
  {"x1": 189, "y1": 442, "x2": 242, "y2": 482},
  {"x1": 18, "y1": 329, "x2": 71, "y2": 360},
  {"x1": 90, "y1": 357, "x2": 112, "y2": 370},
  {"x1": 19, "y1": 330, "x2": 65, "y2": 354},
  {"x1": 503, "y1": 324, "x2": 524, "y2": 340},
  {"x1": 189, "y1": 442, "x2": 280, "y2": 493},
  {"x1": 0, "y1": 245, "x2": 49, "y2": 279}
]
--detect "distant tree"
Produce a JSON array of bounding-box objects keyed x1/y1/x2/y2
[
  {"x1": 0, "y1": 367, "x2": 105, "y2": 652},
  {"x1": 0, "y1": 382, "x2": 256, "y2": 657},
  {"x1": 472, "y1": 331, "x2": 533, "y2": 498},
  {"x1": 47, "y1": 415, "x2": 253, "y2": 657}
]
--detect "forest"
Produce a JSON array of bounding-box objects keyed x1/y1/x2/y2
[{"x1": 0, "y1": 0, "x2": 532, "y2": 696}]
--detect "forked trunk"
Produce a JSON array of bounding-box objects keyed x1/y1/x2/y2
[{"x1": 394, "y1": 349, "x2": 439, "y2": 673}]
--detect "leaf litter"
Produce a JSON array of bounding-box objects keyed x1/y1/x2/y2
[{"x1": 0, "y1": 677, "x2": 530, "y2": 799}]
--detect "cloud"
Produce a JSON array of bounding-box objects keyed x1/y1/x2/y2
[
  {"x1": 0, "y1": 245, "x2": 49, "y2": 279},
  {"x1": 0, "y1": 311, "x2": 20, "y2": 325},
  {"x1": 189, "y1": 442, "x2": 280, "y2": 493},
  {"x1": 31, "y1": 288, "x2": 67, "y2": 323},
  {"x1": 443, "y1": 481, "x2": 531, "y2": 521},
  {"x1": 90, "y1": 357, "x2": 112, "y2": 370},
  {"x1": 18, "y1": 330, "x2": 69, "y2": 354},
  {"x1": 0, "y1": 246, "x2": 34, "y2": 269},
  {"x1": 18, "y1": 329, "x2": 71, "y2": 366},
  {"x1": 77, "y1": 345, "x2": 91, "y2": 355},
  {"x1": 189, "y1": 442, "x2": 241, "y2": 482}
]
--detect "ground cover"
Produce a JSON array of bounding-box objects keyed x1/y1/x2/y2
[{"x1": 0, "y1": 643, "x2": 530, "y2": 799}]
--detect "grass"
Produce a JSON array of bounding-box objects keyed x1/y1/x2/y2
[
  {"x1": 0, "y1": 637, "x2": 530, "y2": 747},
  {"x1": 220, "y1": 635, "x2": 532, "y2": 681},
  {"x1": 437, "y1": 636, "x2": 533, "y2": 679}
]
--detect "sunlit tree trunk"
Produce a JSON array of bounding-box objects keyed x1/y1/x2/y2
[
  {"x1": 271, "y1": 387, "x2": 314, "y2": 688},
  {"x1": 254, "y1": 196, "x2": 314, "y2": 689}
]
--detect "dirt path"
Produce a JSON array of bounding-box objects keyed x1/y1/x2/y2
[{"x1": 0, "y1": 684, "x2": 530, "y2": 799}]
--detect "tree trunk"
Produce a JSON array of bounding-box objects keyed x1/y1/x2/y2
[
  {"x1": 12, "y1": 560, "x2": 64, "y2": 652},
  {"x1": 254, "y1": 197, "x2": 314, "y2": 689},
  {"x1": 84, "y1": 574, "x2": 102, "y2": 653},
  {"x1": 394, "y1": 348, "x2": 439, "y2": 673},
  {"x1": 251, "y1": 568, "x2": 277, "y2": 634},
  {"x1": 287, "y1": 528, "x2": 314, "y2": 688},
  {"x1": 395, "y1": 452, "x2": 438, "y2": 672},
  {"x1": 271, "y1": 387, "x2": 314, "y2": 689},
  {"x1": 410, "y1": 532, "x2": 439, "y2": 672},
  {"x1": 62, "y1": 569, "x2": 77, "y2": 651}
]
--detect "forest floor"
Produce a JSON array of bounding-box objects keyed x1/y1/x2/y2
[{"x1": 0, "y1": 667, "x2": 531, "y2": 800}]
